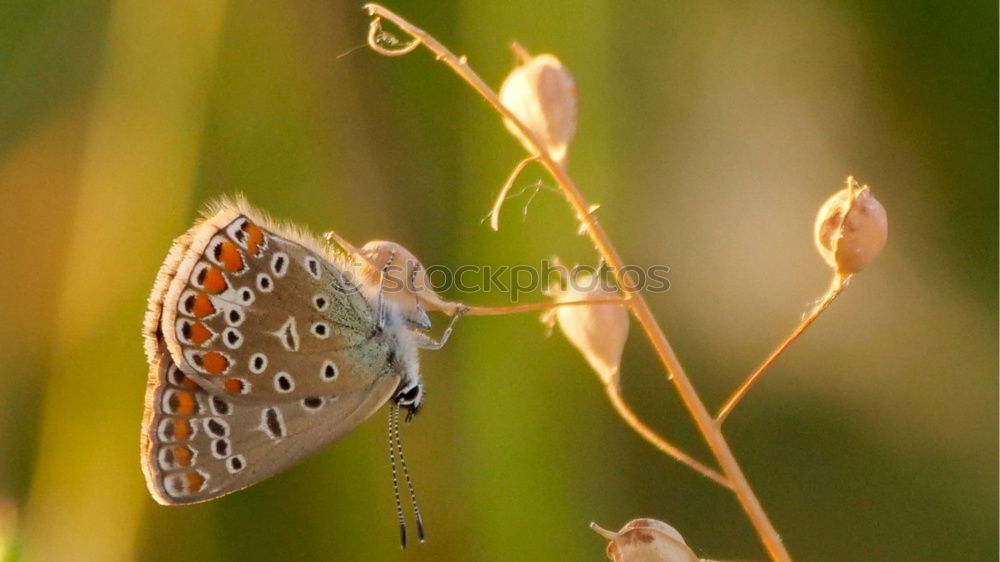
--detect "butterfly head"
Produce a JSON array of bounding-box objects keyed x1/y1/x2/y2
[
  {"x1": 382, "y1": 314, "x2": 423, "y2": 420},
  {"x1": 393, "y1": 380, "x2": 423, "y2": 420}
]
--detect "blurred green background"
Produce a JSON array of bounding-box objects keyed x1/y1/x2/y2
[{"x1": 0, "y1": 1, "x2": 995, "y2": 560}]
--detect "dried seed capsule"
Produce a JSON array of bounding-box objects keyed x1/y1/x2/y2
[
  {"x1": 814, "y1": 177, "x2": 888, "y2": 274},
  {"x1": 354, "y1": 240, "x2": 460, "y2": 322},
  {"x1": 543, "y1": 271, "x2": 628, "y2": 385},
  {"x1": 499, "y1": 48, "x2": 577, "y2": 165},
  {"x1": 591, "y1": 519, "x2": 700, "y2": 562}
]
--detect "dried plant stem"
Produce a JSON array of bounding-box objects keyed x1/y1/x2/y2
[
  {"x1": 464, "y1": 298, "x2": 625, "y2": 317},
  {"x1": 362, "y1": 5, "x2": 791, "y2": 560},
  {"x1": 510, "y1": 41, "x2": 533, "y2": 64},
  {"x1": 715, "y1": 274, "x2": 850, "y2": 425},
  {"x1": 603, "y1": 376, "x2": 731, "y2": 488}
]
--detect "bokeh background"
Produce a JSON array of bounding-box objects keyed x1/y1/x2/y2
[{"x1": 0, "y1": 1, "x2": 996, "y2": 561}]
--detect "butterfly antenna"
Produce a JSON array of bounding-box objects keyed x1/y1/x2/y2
[
  {"x1": 388, "y1": 405, "x2": 407, "y2": 548},
  {"x1": 394, "y1": 406, "x2": 425, "y2": 543}
]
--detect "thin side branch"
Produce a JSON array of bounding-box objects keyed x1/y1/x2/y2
[
  {"x1": 464, "y1": 298, "x2": 627, "y2": 317},
  {"x1": 604, "y1": 376, "x2": 731, "y2": 488},
  {"x1": 715, "y1": 273, "x2": 850, "y2": 425},
  {"x1": 362, "y1": 5, "x2": 791, "y2": 560}
]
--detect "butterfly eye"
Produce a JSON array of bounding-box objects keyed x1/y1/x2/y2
[{"x1": 394, "y1": 383, "x2": 422, "y2": 410}]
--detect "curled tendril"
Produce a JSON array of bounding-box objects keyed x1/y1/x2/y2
[
  {"x1": 487, "y1": 155, "x2": 538, "y2": 231},
  {"x1": 367, "y1": 17, "x2": 421, "y2": 57}
]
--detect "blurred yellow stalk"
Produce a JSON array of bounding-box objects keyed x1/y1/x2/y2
[{"x1": 21, "y1": 2, "x2": 226, "y2": 560}]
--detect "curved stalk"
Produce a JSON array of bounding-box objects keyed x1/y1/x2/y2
[
  {"x1": 361, "y1": 5, "x2": 791, "y2": 560},
  {"x1": 716, "y1": 273, "x2": 849, "y2": 425}
]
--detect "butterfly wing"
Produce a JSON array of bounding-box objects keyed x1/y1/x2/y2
[
  {"x1": 158, "y1": 207, "x2": 380, "y2": 400},
  {"x1": 142, "y1": 199, "x2": 400, "y2": 504},
  {"x1": 141, "y1": 341, "x2": 397, "y2": 504}
]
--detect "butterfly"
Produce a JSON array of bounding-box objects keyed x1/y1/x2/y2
[{"x1": 141, "y1": 197, "x2": 460, "y2": 543}]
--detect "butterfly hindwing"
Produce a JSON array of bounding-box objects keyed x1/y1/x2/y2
[
  {"x1": 141, "y1": 342, "x2": 399, "y2": 504},
  {"x1": 142, "y1": 199, "x2": 403, "y2": 504}
]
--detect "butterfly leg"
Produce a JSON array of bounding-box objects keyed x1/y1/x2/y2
[
  {"x1": 374, "y1": 249, "x2": 399, "y2": 331},
  {"x1": 404, "y1": 301, "x2": 432, "y2": 331},
  {"x1": 411, "y1": 305, "x2": 467, "y2": 350},
  {"x1": 402, "y1": 265, "x2": 432, "y2": 331}
]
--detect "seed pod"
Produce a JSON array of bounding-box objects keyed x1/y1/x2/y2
[
  {"x1": 591, "y1": 519, "x2": 700, "y2": 562},
  {"x1": 353, "y1": 240, "x2": 460, "y2": 324},
  {"x1": 814, "y1": 177, "x2": 888, "y2": 274},
  {"x1": 543, "y1": 271, "x2": 628, "y2": 385},
  {"x1": 499, "y1": 47, "x2": 577, "y2": 165}
]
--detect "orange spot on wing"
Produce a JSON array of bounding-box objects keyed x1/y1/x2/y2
[
  {"x1": 173, "y1": 419, "x2": 192, "y2": 441},
  {"x1": 192, "y1": 293, "x2": 215, "y2": 317},
  {"x1": 174, "y1": 445, "x2": 193, "y2": 467},
  {"x1": 203, "y1": 267, "x2": 227, "y2": 294},
  {"x1": 190, "y1": 322, "x2": 212, "y2": 345},
  {"x1": 224, "y1": 378, "x2": 245, "y2": 393},
  {"x1": 184, "y1": 471, "x2": 206, "y2": 492},
  {"x1": 176, "y1": 372, "x2": 199, "y2": 389},
  {"x1": 175, "y1": 391, "x2": 196, "y2": 415},
  {"x1": 245, "y1": 223, "x2": 264, "y2": 255},
  {"x1": 201, "y1": 352, "x2": 229, "y2": 375},
  {"x1": 220, "y1": 241, "x2": 244, "y2": 272}
]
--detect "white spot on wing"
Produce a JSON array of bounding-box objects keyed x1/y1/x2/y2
[
  {"x1": 225, "y1": 218, "x2": 250, "y2": 248},
  {"x1": 167, "y1": 365, "x2": 185, "y2": 387},
  {"x1": 259, "y1": 407, "x2": 286, "y2": 440},
  {"x1": 177, "y1": 290, "x2": 203, "y2": 317},
  {"x1": 310, "y1": 321, "x2": 331, "y2": 339},
  {"x1": 226, "y1": 455, "x2": 246, "y2": 474},
  {"x1": 204, "y1": 417, "x2": 230, "y2": 438},
  {"x1": 237, "y1": 287, "x2": 255, "y2": 306},
  {"x1": 270, "y1": 252, "x2": 289, "y2": 277},
  {"x1": 164, "y1": 476, "x2": 185, "y2": 497},
  {"x1": 301, "y1": 396, "x2": 325, "y2": 412},
  {"x1": 257, "y1": 273, "x2": 273, "y2": 292},
  {"x1": 189, "y1": 262, "x2": 210, "y2": 289},
  {"x1": 158, "y1": 418, "x2": 195, "y2": 443},
  {"x1": 211, "y1": 438, "x2": 231, "y2": 459},
  {"x1": 222, "y1": 327, "x2": 243, "y2": 349},
  {"x1": 161, "y1": 389, "x2": 180, "y2": 414},
  {"x1": 222, "y1": 304, "x2": 245, "y2": 326},
  {"x1": 272, "y1": 317, "x2": 299, "y2": 351},
  {"x1": 273, "y1": 372, "x2": 295, "y2": 393},
  {"x1": 320, "y1": 360, "x2": 338, "y2": 381},
  {"x1": 158, "y1": 448, "x2": 175, "y2": 471},
  {"x1": 249, "y1": 353, "x2": 268, "y2": 374},
  {"x1": 207, "y1": 236, "x2": 226, "y2": 267},
  {"x1": 210, "y1": 396, "x2": 232, "y2": 416},
  {"x1": 303, "y1": 256, "x2": 321, "y2": 279}
]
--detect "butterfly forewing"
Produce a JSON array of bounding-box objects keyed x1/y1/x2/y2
[
  {"x1": 163, "y1": 212, "x2": 379, "y2": 400},
  {"x1": 142, "y1": 200, "x2": 401, "y2": 504}
]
